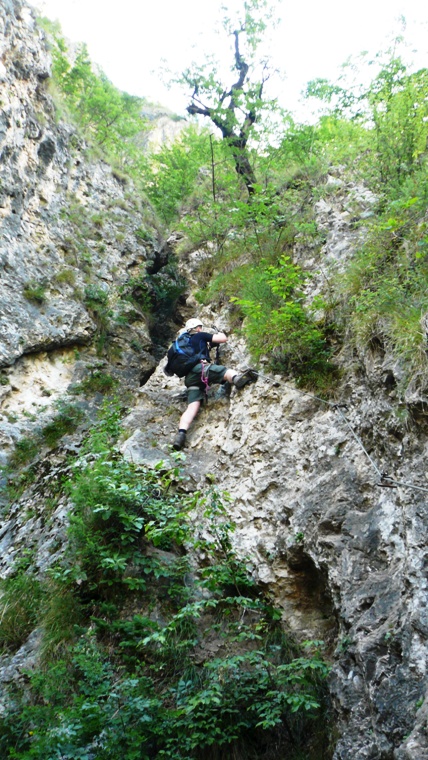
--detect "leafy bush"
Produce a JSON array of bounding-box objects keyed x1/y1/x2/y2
[
  {"x1": 83, "y1": 284, "x2": 109, "y2": 309},
  {"x1": 337, "y1": 175, "x2": 428, "y2": 392},
  {"x1": 232, "y1": 256, "x2": 337, "y2": 389},
  {"x1": 45, "y1": 26, "x2": 147, "y2": 163},
  {"x1": 8, "y1": 436, "x2": 39, "y2": 467},
  {"x1": 54, "y1": 268, "x2": 76, "y2": 285},
  {"x1": 119, "y1": 274, "x2": 152, "y2": 313},
  {"x1": 366, "y1": 61, "x2": 428, "y2": 190},
  {"x1": 141, "y1": 126, "x2": 213, "y2": 225},
  {"x1": 147, "y1": 263, "x2": 187, "y2": 316},
  {"x1": 6, "y1": 402, "x2": 84, "y2": 470},
  {"x1": 0, "y1": 402, "x2": 332, "y2": 759}
]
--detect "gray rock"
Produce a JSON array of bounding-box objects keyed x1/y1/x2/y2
[{"x1": 1, "y1": 3, "x2": 428, "y2": 759}]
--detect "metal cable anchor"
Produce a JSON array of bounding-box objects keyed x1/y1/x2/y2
[{"x1": 378, "y1": 471, "x2": 398, "y2": 488}]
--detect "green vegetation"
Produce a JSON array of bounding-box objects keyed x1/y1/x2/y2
[
  {"x1": 147, "y1": 261, "x2": 187, "y2": 317},
  {"x1": 23, "y1": 280, "x2": 47, "y2": 305},
  {"x1": 37, "y1": 5, "x2": 428, "y2": 395},
  {"x1": 0, "y1": 571, "x2": 44, "y2": 650},
  {"x1": 118, "y1": 264, "x2": 186, "y2": 320},
  {"x1": 83, "y1": 284, "x2": 113, "y2": 356},
  {"x1": 0, "y1": 402, "x2": 331, "y2": 758},
  {"x1": 71, "y1": 366, "x2": 119, "y2": 395},
  {"x1": 40, "y1": 401, "x2": 85, "y2": 447},
  {"x1": 141, "y1": 30, "x2": 428, "y2": 393},
  {"x1": 58, "y1": 195, "x2": 100, "y2": 269},
  {"x1": 83, "y1": 283, "x2": 109, "y2": 309},
  {"x1": 308, "y1": 52, "x2": 428, "y2": 392},
  {"x1": 8, "y1": 436, "x2": 40, "y2": 467},
  {"x1": 231, "y1": 256, "x2": 337, "y2": 388},
  {"x1": 10, "y1": 9, "x2": 425, "y2": 759},
  {"x1": 141, "y1": 126, "x2": 213, "y2": 225},
  {"x1": 54, "y1": 268, "x2": 76, "y2": 286},
  {"x1": 41, "y1": 18, "x2": 147, "y2": 166},
  {"x1": 6, "y1": 401, "x2": 84, "y2": 469}
]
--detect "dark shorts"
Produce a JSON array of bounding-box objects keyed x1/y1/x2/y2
[{"x1": 185, "y1": 363, "x2": 227, "y2": 403}]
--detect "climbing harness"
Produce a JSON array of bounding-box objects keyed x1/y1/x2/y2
[
  {"x1": 247, "y1": 368, "x2": 428, "y2": 496},
  {"x1": 179, "y1": 365, "x2": 212, "y2": 405},
  {"x1": 200, "y1": 362, "x2": 211, "y2": 401}
]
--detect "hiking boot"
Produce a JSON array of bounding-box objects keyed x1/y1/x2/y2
[
  {"x1": 233, "y1": 369, "x2": 258, "y2": 389},
  {"x1": 172, "y1": 430, "x2": 186, "y2": 450}
]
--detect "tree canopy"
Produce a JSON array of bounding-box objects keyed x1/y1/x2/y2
[{"x1": 181, "y1": 0, "x2": 279, "y2": 195}]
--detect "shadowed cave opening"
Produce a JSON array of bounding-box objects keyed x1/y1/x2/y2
[{"x1": 272, "y1": 541, "x2": 338, "y2": 648}]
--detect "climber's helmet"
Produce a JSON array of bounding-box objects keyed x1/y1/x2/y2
[{"x1": 185, "y1": 318, "x2": 203, "y2": 331}]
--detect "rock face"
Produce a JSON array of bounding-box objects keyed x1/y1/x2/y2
[
  {"x1": 140, "y1": 107, "x2": 187, "y2": 153},
  {"x1": 0, "y1": 0, "x2": 179, "y2": 468},
  {"x1": 1, "y1": 3, "x2": 428, "y2": 759},
  {"x1": 118, "y1": 189, "x2": 428, "y2": 759},
  {"x1": 0, "y1": 0, "x2": 162, "y2": 368},
  {"x1": 121, "y1": 352, "x2": 428, "y2": 759}
]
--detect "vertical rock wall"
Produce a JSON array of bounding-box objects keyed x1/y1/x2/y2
[
  {"x1": 0, "y1": 0, "x2": 174, "y2": 468},
  {"x1": 1, "y1": 3, "x2": 428, "y2": 758},
  {"x1": 0, "y1": 0, "x2": 160, "y2": 367},
  {"x1": 120, "y1": 183, "x2": 428, "y2": 758}
]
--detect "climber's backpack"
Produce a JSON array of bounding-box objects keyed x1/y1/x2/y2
[{"x1": 164, "y1": 332, "x2": 208, "y2": 378}]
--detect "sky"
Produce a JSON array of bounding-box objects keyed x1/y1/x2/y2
[{"x1": 33, "y1": 0, "x2": 428, "y2": 120}]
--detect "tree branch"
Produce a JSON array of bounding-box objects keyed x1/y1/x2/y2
[{"x1": 183, "y1": 16, "x2": 266, "y2": 197}]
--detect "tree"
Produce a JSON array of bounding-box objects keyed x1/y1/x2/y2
[
  {"x1": 367, "y1": 61, "x2": 428, "y2": 186},
  {"x1": 305, "y1": 40, "x2": 428, "y2": 189},
  {"x1": 181, "y1": 0, "x2": 278, "y2": 197},
  {"x1": 47, "y1": 30, "x2": 147, "y2": 163}
]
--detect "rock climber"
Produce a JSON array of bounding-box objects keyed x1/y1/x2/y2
[{"x1": 170, "y1": 318, "x2": 258, "y2": 450}]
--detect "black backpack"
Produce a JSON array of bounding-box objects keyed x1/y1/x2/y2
[{"x1": 164, "y1": 332, "x2": 208, "y2": 378}]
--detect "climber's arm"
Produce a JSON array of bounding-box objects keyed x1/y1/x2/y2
[{"x1": 211, "y1": 332, "x2": 228, "y2": 344}]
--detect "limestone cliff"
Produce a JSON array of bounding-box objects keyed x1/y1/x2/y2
[
  {"x1": 1, "y1": 3, "x2": 428, "y2": 759},
  {"x1": 0, "y1": 0, "x2": 187, "y2": 469},
  {"x1": 121, "y1": 214, "x2": 428, "y2": 759}
]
